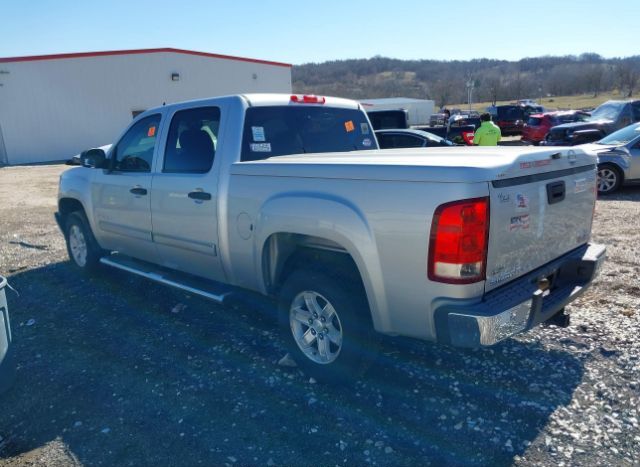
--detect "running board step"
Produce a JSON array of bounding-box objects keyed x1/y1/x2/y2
[{"x1": 100, "y1": 255, "x2": 231, "y2": 304}]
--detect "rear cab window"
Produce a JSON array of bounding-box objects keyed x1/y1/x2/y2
[
  {"x1": 497, "y1": 106, "x2": 524, "y2": 120},
  {"x1": 241, "y1": 106, "x2": 376, "y2": 162}
]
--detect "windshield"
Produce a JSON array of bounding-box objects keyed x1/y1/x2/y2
[
  {"x1": 241, "y1": 106, "x2": 376, "y2": 161},
  {"x1": 588, "y1": 102, "x2": 625, "y2": 122},
  {"x1": 597, "y1": 123, "x2": 640, "y2": 145}
]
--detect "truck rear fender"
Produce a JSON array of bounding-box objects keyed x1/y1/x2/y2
[{"x1": 256, "y1": 192, "x2": 389, "y2": 332}]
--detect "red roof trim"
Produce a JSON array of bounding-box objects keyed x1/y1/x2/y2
[{"x1": 0, "y1": 47, "x2": 292, "y2": 68}]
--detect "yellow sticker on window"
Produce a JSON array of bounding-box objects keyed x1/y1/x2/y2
[
  {"x1": 344, "y1": 120, "x2": 355, "y2": 132},
  {"x1": 148, "y1": 126, "x2": 156, "y2": 137}
]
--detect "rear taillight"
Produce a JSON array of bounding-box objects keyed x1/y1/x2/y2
[
  {"x1": 462, "y1": 131, "x2": 474, "y2": 145},
  {"x1": 428, "y1": 197, "x2": 489, "y2": 284},
  {"x1": 290, "y1": 94, "x2": 326, "y2": 104}
]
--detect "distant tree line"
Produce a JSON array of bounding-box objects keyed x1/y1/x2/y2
[{"x1": 292, "y1": 54, "x2": 640, "y2": 108}]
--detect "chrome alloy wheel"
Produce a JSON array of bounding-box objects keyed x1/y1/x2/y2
[
  {"x1": 289, "y1": 291, "x2": 343, "y2": 364},
  {"x1": 597, "y1": 167, "x2": 618, "y2": 193},
  {"x1": 69, "y1": 224, "x2": 88, "y2": 267}
]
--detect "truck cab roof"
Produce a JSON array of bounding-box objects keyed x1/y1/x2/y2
[{"x1": 139, "y1": 94, "x2": 363, "y2": 118}]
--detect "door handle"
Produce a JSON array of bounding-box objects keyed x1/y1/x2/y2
[
  {"x1": 188, "y1": 191, "x2": 212, "y2": 201},
  {"x1": 546, "y1": 181, "x2": 565, "y2": 205},
  {"x1": 130, "y1": 187, "x2": 148, "y2": 196}
]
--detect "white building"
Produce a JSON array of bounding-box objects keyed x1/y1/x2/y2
[
  {"x1": 360, "y1": 97, "x2": 435, "y2": 126},
  {"x1": 0, "y1": 48, "x2": 292, "y2": 165}
]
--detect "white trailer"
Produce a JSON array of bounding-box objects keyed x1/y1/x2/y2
[
  {"x1": 360, "y1": 97, "x2": 435, "y2": 126},
  {"x1": 0, "y1": 48, "x2": 292, "y2": 165}
]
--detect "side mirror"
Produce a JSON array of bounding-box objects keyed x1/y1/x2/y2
[{"x1": 81, "y1": 148, "x2": 107, "y2": 169}]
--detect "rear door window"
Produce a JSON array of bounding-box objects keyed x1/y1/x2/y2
[
  {"x1": 241, "y1": 106, "x2": 376, "y2": 161},
  {"x1": 391, "y1": 134, "x2": 425, "y2": 148},
  {"x1": 527, "y1": 117, "x2": 542, "y2": 126},
  {"x1": 164, "y1": 107, "x2": 220, "y2": 173},
  {"x1": 377, "y1": 133, "x2": 424, "y2": 149}
]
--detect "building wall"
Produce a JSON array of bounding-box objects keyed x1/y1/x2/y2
[{"x1": 0, "y1": 52, "x2": 292, "y2": 164}]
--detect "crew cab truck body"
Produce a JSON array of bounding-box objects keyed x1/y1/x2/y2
[{"x1": 57, "y1": 94, "x2": 605, "y2": 381}]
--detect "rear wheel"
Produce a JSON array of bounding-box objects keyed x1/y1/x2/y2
[
  {"x1": 64, "y1": 211, "x2": 104, "y2": 272},
  {"x1": 597, "y1": 164, "x2": 622, "y2": 195},
  {"x1": 278, "y1": 268, "x2": 378, "y2": 383}
]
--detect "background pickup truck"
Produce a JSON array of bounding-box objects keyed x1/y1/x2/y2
[
  {"x1": 57, "y1": 94, "x2": 605, "y2": 382},
  {"x1": 545, "y1": 99, "x2": 640, "y2": 146}
]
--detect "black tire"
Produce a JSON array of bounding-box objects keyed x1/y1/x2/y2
[
  {"x1": 64, "y1": 211, "x2": 104, "y2": 272},
  {"x1": 278, "y1": 268, "x2": 379, "y2": 384},
  {"x1": 597, "y1": 163, "x2": 622, "y2": 195}
]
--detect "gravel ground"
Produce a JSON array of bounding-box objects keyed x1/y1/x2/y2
[{"x1": 0, "y1": 164, "x2": 638, "y2": 467}]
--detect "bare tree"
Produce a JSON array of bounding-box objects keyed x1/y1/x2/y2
[
  {"x1": 428, "y1": 80, "x2": 451, "y2": 108},
  {"x1": 483, "y1": 75, "x2": 502, "y2": 105},
  {"x1": 585, "y1": 64, "x2": 604, "y2": 97},
  {"x1": 617, "y1": 61, "x2": 639, "y2": 97}
]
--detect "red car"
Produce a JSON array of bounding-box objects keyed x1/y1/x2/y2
[{"x1": 522, "y1": 110, "x2": 590, "y2": 145}]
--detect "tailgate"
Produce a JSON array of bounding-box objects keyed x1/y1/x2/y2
[{"x1": 485, "y1": 151, "x2": 597, "y2": 292}]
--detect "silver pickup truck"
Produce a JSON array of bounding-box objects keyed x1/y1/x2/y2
[{"x1": 56, "y1": 94, "x2": 606, "y2": 381}]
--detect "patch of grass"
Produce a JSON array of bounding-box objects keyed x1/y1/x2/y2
[{"x1": 450, "y1": 91, "x2": 632, "y2": 112}]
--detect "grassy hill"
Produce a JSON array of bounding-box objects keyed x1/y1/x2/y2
[
  {"x1": 292, "y1": 55, "x2": 640, "y2": 108},
  {"x1": 450, "y1": 91, "x2": 628, "y2": 113}
]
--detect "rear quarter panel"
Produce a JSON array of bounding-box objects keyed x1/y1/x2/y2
[{"x1": 224, "y1": 173, "x2": 489, "y2": 340}]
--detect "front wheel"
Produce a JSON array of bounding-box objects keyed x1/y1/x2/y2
[
  {"x1": 64, "y1": 211, "x2": 104, "y2": 272},
  {"x1": 278, "y1": 269, "x2": 378, "y2": 383},
  {"x1": 597, "y1": 164, "x2": 622, "y2": 195}
]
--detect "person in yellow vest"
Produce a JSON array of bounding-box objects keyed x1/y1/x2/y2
[{"x1": 473, "y1": 112, "x2": 502, "y2": 146}]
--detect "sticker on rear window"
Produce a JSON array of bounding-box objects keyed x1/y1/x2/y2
[
  {"x1": 362, "y1": 138, "x2": 372, "y2": 147},
  {"x1": 344, "y1": 121, "x2": 355, "y2": 132},
  {"x1": 360, "y1": 123, "x2": 370, "y2": 134},
  {"x1": 509, "y1": 214, "x2": 530, "y2": 232},
  {"x1": 148, "y1": 126, "x2": 156, "y2": 137},
  {"x1": 251, "y1": 126, "x2": 265, "y2": 142},
  {"x1": 250, "y1": 143, "x2": 271, "y2": 152}
]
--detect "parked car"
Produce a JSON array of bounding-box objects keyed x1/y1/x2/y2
[
  {"x1": 487, "y1": 105, "x2": 525, "y2": 135},
  {"x1": 579, "y1": 122, "x2": 640, "y2": 194},
  {"x1": 56, "y1": 93, "x2": 605, "y2": 381},
  {"x1": 375, "y1": 129, "x2": 455, "y2": 148},
  {"x1": 544, "y1": 100, "x2": 640, "y2": 146},
  {"x1": 413, "y1": 114, "x2": 478, "y2": 145},
  {"x1": 367, "y1": 109, "x2": 471, "y2": 145},
  {"x1": 522, "y1": 111, "x2": 590, "y2": 145}
]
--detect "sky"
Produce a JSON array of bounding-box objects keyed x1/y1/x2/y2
[{"x1": 1, "y1": 0, "x2": 638, "y2": 65}]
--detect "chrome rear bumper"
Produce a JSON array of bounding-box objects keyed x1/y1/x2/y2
[{"x1": 434, "y1": 243, "x2": 606, "y2": 347}]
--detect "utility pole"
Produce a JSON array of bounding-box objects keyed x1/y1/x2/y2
[{"x1": 466, "y1": 80, "x2": 474, "y2": 113}]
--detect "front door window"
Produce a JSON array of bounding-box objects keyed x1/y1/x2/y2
[{"x1": 111, "y1": 115, "x2": 161, "y2": 172}]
